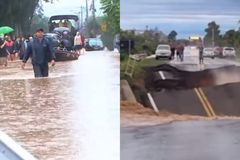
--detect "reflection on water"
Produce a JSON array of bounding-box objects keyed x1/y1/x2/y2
[{"x1": 0, "y1": 51, "x2": 120, "y2": 160}]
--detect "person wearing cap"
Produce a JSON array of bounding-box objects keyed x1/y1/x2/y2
[{"x1": 22, "y1": 28, "x2": 56, "y2": 77}]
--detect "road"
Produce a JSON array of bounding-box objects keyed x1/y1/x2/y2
[
  {"x1": 169, "y1": 46, "x2": 240, "y2": 71},
  {"x1": 0, "y1": 51, "x2": 120, "y2": 160},
  {"x1": 121, "y1": 47, "x2": 240, "y2": 160},
  {"x1": 121, "y1": 120, "x2": 240, "y2": 160}
]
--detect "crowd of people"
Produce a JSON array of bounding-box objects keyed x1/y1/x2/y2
[
  {"x1": 50, "y1": 19, "x2": 75, "y2": 34},
  {"x1": 0, "y1": 34, "x2": 32, "y2": 67},
  {"x1": 170, "y1": 42, "x2": 205, "y2": 64},
  {"x1": 170, "y1": 43, "x2": 185, "y2": 61}
]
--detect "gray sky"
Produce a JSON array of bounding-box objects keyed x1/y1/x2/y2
[
  {"x1": 42, "y1": 0, "x2": 103, "y2": 18},
  {"x1": 121, "y1": 0, "x2": 240, "y2": 38}
]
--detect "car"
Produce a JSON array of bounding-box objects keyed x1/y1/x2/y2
[
  {"x1": 155, "y1": 44, "x2": 171, "y2": 60},
  {"x1": 222, "y1": 47, "x2": 236, "y2": 57},
  {"x1": 213, "y1": 47, "x2": 223, "y2": 57},
  {"x1": 203, "y1": 47, "x2": 214, "y2": 59},
  {"x1": 85, "y1": 38, "x2": 104, "y2": 51}
]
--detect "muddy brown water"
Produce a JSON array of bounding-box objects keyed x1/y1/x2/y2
[{"x1": 0, "y1": 51, "x2": 120, "y2": 160}]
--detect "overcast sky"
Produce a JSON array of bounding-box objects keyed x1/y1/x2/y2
[
  {"x1": 121, "y1": 0, "x2": 240, "y2": 38},
  {"x1": 42, "y1": 0, "x2": 102, "y2": 18}
]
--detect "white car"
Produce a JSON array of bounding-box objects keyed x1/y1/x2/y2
[
  {"x1": 203, "y1": 47, "x2": 214, "y2": 59},
  {"x1": 222, "y1": 47, "x2": 236, "y2": 57},
  {"x1": 155, "y1": 44, "x2": 171, "y2": 60}
]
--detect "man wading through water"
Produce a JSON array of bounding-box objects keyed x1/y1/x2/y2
[{"x1": 22, "y1": 28, "x2": 55, "y2": 77}]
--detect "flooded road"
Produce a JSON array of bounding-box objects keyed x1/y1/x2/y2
[{"x1": 0, "y1": 51, "x2": 120, "y2": 160}]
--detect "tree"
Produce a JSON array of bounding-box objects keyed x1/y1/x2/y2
[
  {"x1": 30, "y1": 13, "x2": 49, "y2": 34},
  {"x1": 100, "y1": 0, "x2": 120, "y2": 34},
  {"x1": 0, "y1": 0, "x2": 54, "y2": 36},
  {"x1": 222, "y1": 29, "x2": 240, "y2": 49},
  {"x1": 168, "y1": 30, "x2": 177, "y2": 42},
  {"x1": 120, "y1": 29, "x2": 167, "y2": 55},
  {"x1": 204, "y1": 21, "x2": 221, "y2": 47},
  {"x1": 85, "y1": 17, "x2": 101, "y2": 38},
  {"x1": 97, "y1": 16, "x2": 115, "y2": 50}
]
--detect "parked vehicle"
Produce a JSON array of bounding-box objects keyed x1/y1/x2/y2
[
  {"x1": 213, "y1": 47, "x2": 223, "y2": 57},
  {"x1": 222, "y1": 47, "x2": 236, "y2": 57},
  {"x1": 155, "y1": 44, "x2": 171, "y2": 60},
  {"x1": 203, "y1": 47, "x2": 214, "y2": 59},
  {"x1": 85, "y1": 38, "x2": 104, "y2": 51}
]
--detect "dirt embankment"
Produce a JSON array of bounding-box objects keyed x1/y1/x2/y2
[{"x1": 121, "y1": 101, "x2": 240, "y2": 127}]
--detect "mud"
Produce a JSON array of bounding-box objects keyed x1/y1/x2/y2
[{"x1": 121, "y1": 101, "x2": 240, "y2": 127}]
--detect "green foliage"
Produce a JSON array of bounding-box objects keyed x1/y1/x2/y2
[
  {"x1": 121, "y1": 29, "x2": 167, "y2": 55},
  {"x1": 168, "y1": 30, "x2": 177, "y2": 42},
  {"x1": 0, "y1": 0, "x2": 54, "y2": 36},
  {"x1": 204, "y1": 21, "x2": 221, "y2": 47},
  {"x1": 85, "y1": 16, "x2": 115, "y2": 50},
  {"x1": 30, "y1": 13, "x2": 49, "y2": 34},
  {"x1": 100, "y1": 0, "x2": 120, "y2": 34},
  {"x1": 203, "y1": 20, "x2": 240, "y2": 54},
  {"x1": 222, "y1": 30, "x2": 240, "y2": 49},
  {"x1": 85, "y1": 17, "x2": 100, "y2": 38}
]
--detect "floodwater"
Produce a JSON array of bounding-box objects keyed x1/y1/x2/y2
[{"x1": 0, "y1": 51, "x2": 120, "y2": 160}]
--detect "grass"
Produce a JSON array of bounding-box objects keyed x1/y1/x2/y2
[
  {"x1": 121, "y1": 55, "x2": 168, "y2": 80},
  {"x1": 120, "y1": 54, "x2": 168, "y2": 103}
]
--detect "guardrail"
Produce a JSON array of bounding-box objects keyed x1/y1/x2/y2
[{"x1": 0, "y1": 131, "x2": 37, "y2": 160}]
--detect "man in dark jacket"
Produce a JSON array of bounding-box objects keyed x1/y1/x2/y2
[{"x1": 22, "y1": 28, "x2": 55, "y2": 77}]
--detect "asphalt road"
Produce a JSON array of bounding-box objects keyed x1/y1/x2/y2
[
  {"x1": 169, "y1": 46, "x2": 240, "y2": 71},
  {"x1": 121, "y1": 120, "x2": 240, "y2": 160},
  {"x1": 143, "y1": 46, "x2": 240, "y2": 116}
]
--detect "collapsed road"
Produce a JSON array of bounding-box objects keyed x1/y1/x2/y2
[{"x1": 138, "y1": 47, "x2": 240, "y2": 117}]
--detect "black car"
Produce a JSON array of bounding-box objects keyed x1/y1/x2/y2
[{"x1": 85, "y1": 38, "x2": 104, "y2": 51}]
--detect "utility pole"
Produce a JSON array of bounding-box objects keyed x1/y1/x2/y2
[
  {"x1": 90, "y1": 0, "x2": 97, "y2": 37},
  {"x1": 92, "y1": 0, "x2": 96, "y2": 19},
  {"x1": 80, "y1": 6, "x2": 83, "y2": 28},
  {"x1": 212, "y1": 27, "x2": 215, "y2": 48},
  {"x1": 85, "y1": 0, "x2": 88, "y2": 22}
]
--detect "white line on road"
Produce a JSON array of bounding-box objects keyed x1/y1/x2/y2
[
  {"x1": 159, "y1": 71, "x2": 166, "y2": 80},
  {"x1": 147, "y1": 93, "x2": 159, "y2": 113}
]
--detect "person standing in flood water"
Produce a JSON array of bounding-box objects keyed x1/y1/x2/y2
[
  {"x1": 74, "y1": 32, "x2": 83, "y2": 55},
  {"x1": 198, "y1": 44, "x2": 204, "y2": 64},
  {"x1": 0, "y1": 36, "x2": 8, "y2": 67},
  {"x1": 5, "y1": 36, "x2": 15, "y2": 61},
  {"x1": 22, "y1": 28, "x2": 55, "y2": 77}
]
